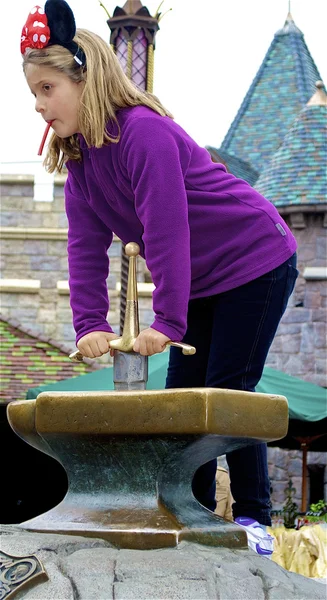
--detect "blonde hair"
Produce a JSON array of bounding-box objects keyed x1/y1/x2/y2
[{"x1": 23, "y1": 29, "x2": 173, "y2": 173}]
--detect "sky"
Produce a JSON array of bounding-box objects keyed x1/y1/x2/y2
[{"x1": 0, "y1": 0, "x2": 326, "y2": 172}]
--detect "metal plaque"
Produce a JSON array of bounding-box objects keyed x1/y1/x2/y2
[{"x1": 0, "y1": 551, "x2": 48, "y2": 599}]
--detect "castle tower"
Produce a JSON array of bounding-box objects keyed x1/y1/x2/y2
[
  {"x1": 207, "y1": 13, "x2": 324, "y2": 181},
  {"x1": 107, "y1": 1, "x2": 160, "y2": 332},
  {"x1": 256, "y1": 81, "x2": 327, "y2": 386}
]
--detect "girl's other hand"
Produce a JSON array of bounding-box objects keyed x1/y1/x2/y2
[
  {"x1": 77, "y1": 331, "x2": 119, "y2": 358},
  {"x1": 133, "y1": 328, "x2": 170, "y2": 356}
]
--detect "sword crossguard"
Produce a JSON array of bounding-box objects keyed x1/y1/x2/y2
[
  {"x1": 69, "y1": 340, "x2": 195, "y2": 362},
  {"x1": 169, "y1": 342, "x2": 196, "y2": 355},
  {"x1": 108, "y1": 338, "x2": 196, "y2": 355},
  {"x1": 69, "y1": 350, "x2": 87, "y2": 362}
]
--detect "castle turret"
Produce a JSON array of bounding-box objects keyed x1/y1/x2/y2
[{"x1": 208, "y1": 13, "x2": 324, "y2": 180}]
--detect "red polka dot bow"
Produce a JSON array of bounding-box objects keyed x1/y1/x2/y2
[{"x1": 20, "y1": 5, "x2": 50, "y2": 54}]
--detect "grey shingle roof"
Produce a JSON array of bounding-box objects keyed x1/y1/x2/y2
[
  {"x1": 206, "y1": 147, "x2": 259, "y2": 186},
  {"x1": 255, "y1": 83, "x2": 327, "y2": 207},
  {"x1": 217, "y1": 13, "x2": 324, "y2": 174}
]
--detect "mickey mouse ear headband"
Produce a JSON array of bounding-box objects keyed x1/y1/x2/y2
[
  {"x1": 20, "y1": 0, "x2": 86, "y2": 67},
  {"x1": 21, "y1": 0, "x2": 86, "y2": 155}
]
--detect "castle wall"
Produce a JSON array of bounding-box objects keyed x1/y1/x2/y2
[
  {"x1": 2, "y1": 180, "x2": 325, "y2": 384},
  {"x1": 0, "y1": 177, "x2": 154, "y2": 354},
  {"x1": 267, "y1": 448, "x2": 326, "y2": 511},
  {"x1": 265, "y1": 213, "x2": 326, "y2": 387}
]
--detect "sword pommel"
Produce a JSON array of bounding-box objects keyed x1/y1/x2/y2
[{"x1": 125, "y1": 242, "x2": 140, "y2": 257}]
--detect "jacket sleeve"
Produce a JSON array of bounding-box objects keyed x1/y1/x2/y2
[
  {"x1": 120, "y1": 116, "x2": 192, "y2": 341},
  {"x1": 65, "y1": 170, "x2": 114, "y2": 343}
]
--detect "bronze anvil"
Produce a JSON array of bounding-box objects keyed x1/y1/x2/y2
[{"x1": 7, "y1": 387, "x2": 288, "y2": 549}]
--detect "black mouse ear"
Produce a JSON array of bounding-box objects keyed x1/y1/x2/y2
[{"x1": 45, "y1": 0, "x2": 76, "y2": 46}]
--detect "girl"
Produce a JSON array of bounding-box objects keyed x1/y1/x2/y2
[{"x1": 22, "y1": 0, "x2": 298, "y2": 552}]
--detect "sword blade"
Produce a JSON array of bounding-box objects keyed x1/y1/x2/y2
[{"x1": 113, "y1": 350, "x2": 148, "y2": 391}]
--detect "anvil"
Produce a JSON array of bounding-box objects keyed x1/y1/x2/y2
[{"x1": 70, "y1": 243, "x2": 195, "y2": 390}]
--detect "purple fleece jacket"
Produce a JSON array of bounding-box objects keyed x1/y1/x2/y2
[{"x1": 65, "y1": 106, "x2": 297, "y2": 343}]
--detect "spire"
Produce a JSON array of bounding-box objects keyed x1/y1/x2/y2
[
  {"x1": 276, "y1": 10, "x2": 302, "y2": 35},
  {"x1": 122, "y1": 0, "x2": 143, "y2": 13},
  {"x1": 307, "y1": 81, "x2": 327, "y2": 107},
  {"x1": 217, "y1": 13, "x2": 323, "y2": 175},
  {"x1": 285, "y1": 0, "x2": 295, "y2": 25}
]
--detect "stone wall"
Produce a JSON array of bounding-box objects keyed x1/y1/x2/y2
[
  {"x1": 265, "y1": 212, "x2": 326, "y2": 387},
  {"x1": 265, "y1": 211, "x2": 327, "y2": 510},
  {"x1": 267, "y1": 447, "x2": 327, "y2": 511},
  {"x1": 0, "y1": 176, "x2": 154, "y2": 353},
  {"x1": 2, "y1": 179, "x2": 325, "y2": 383}
]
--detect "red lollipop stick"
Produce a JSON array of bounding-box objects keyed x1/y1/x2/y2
[{"x1": 38, "y1": 121, "x2": 52, "y2": 156}]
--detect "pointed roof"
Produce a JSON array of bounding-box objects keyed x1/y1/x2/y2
[
  {"x1": 0, "y1": 315, "x2": 99, "y2": 404},
  {"x1": 218, "y1": 13, "x2": 324, "y2": 174},
  {"x1": 122, "y1": 0, "x2": 143, "y2": 13},
  {"x1": 206, "y1": 147, "x2": 259, "y2": 186},
  {"x1": 255, "y1": 82, "x2": 327, "y2": 207}
]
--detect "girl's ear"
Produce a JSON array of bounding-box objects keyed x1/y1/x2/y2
[{"x1": 45, "y1": 0, "x2": 76, "y2": 46}]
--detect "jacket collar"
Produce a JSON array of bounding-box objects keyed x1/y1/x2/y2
[{"x1": 77, "y1": 133, "x2": 88, "y2": 150}]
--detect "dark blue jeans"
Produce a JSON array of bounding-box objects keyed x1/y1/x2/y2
[{"x1": 165, "y1": 254, "x2": 298, "y2": 525}]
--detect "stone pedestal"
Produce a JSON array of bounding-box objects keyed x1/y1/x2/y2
[{"x1": 1, "y1": 526, "x2": 325, "y2": 600}]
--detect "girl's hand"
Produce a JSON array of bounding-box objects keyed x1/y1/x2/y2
[
  {"x1": 77, "y1": 331, "x2": 119, "y2": 358},
  {"x1": 133, "y1": 328, "x2": 170, "y2": 356}
]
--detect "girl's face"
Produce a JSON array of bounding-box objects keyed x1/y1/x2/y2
[{"x1": 25, "y1": 64, "x2": 84, "y2": 138}]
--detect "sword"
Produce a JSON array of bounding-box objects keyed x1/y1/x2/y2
[{"x1": 69, "y1": 242, "x2": 196, "y2": 390}]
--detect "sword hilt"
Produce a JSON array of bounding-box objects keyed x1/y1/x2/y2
[
  {"x1": 69, "y1": 242, "x2": 196, "y2": 363},
  {"x1": 69, "y1": 340, "x2": 195, "y2": 362}
]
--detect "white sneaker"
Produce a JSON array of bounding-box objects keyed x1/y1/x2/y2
[{"x1": 235, "y1": 517, "x2": 274, "y2": 557}]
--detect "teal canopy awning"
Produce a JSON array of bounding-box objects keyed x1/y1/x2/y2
[{"x1": 26, "y1": 352, "x2": 326, "y2": 424}]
